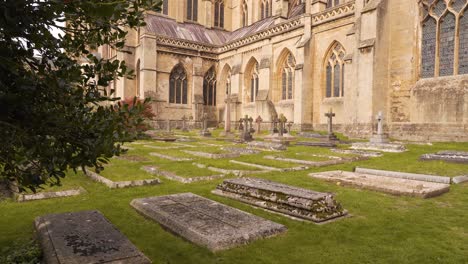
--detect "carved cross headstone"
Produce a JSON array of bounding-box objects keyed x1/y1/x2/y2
[
  {"x1": 278, "y1": 114, "x2": 287, "y2": 137},
  {"x1": 255, "y1": 116, "x2": 263, "y2": 134},
  {"x1": 287, "y1": 122, "x2": 293, "y2": 134},
  {"x1": 181, "y1": 115, "x2": 188, "y2": 132},
  {"x1": 376, "y1": 111, "x2": 384, "y2": 135},
  {"x1": 325, "y1": 108, "x2": 335, "y2": 135},
  {"x1": 199, "y1": 113, "x2": 211, "y2": 137},
  {"x1": 248, "y1": 117, "x2": 255, "y2": 133},
  {"x1": 271, "y1": 114, "x2": 279, "y2": 134},
  {"x1": 240, "y1": 115, "x2": 253, "y2": 141}
]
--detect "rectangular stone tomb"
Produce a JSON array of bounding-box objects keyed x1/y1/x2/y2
[
  {"x1": 130, "y1": 193, "x2": 286, "y2": 252},
  {"x1": 182, "y1": 150, "x2": 240, "y2": 159},
  {"x1": 420, "y1": 151, "x2": 468, "y2": 164},
  {"x1": 247, "y1": 141, "x2": 287, "y2": 151},
  {"x1": 263, "y1": 155, "x2": 365, "y2": 167},
  {"x1": 35, "y1": 210, "x2": 151, "y2": 264},
  {"x1": 351, "y1": 142, "x2": 406, "y2": 153},
  {"x1": 213, "y1": 178, "x2": 348, "y2": 223},
  {"x1": 296, "y1": 141, "x2": 337, "y2": 148},
  {"x1": 309, "y1": 171, "x2": 450, "y2": 198}
]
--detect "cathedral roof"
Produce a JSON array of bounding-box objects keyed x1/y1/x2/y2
[{"x1": 145, "y1": 14, "x2": 278, "y2": 47}]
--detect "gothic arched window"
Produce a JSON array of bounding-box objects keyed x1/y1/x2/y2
[
  {"x1": 325, "y1": 43, "x2": 346, "y2": 98},
  {"x1": 186, "y1": 0, "x2": 198, "y2": 21},
  {"x1": 242, "y1": 1, "x2": 248, "y2": 27},
  {"x1": 169, "y1": 64, "x2": 188, "y2": 104},
  {"x1": 203, "y1": 67, "x2": 217, "y2": 106},
  {"x1": 246, "y1": 62, "x2": 259, "y2": 103},
  {"x1": 421, "y1": 0, "x2": 468, "y2": 78},
  {"x1": 260, "y1": 0, "x2": 272, "y2": 19},
  {"x1": 280, "y1": 53, "x2": 296, "y2": 100},
  {"x1": 214, "y1": 0, "x2": 225, "y2": 28},
  {"x1": 327, "y1": 0, "x2": 340, "y2": 8}
]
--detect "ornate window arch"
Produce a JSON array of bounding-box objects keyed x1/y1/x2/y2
[
  {"x1": 279, "y1": 52, "x2": 296, "y2": 100},
  {"x1": 186, "y1": 0, "x2": 198, "y2": 21},
  {"x1": 214, "y1": 0, "x2": 225, "y2": 28},
  {"x1": 245, "y1": 59, "x2": 260, "y2": 103},
  {"x1": 203, "y1": 67, "x2": 217, "y2": 106},
  {"x1": 169, "y1": 64, "x2": 188, "y2": 104},
  {"x1": 242, "y1": 0, "x2": 248, "y2": 27},
  {"x1": 324, "y1": 42, "x2": 346, "y2": 98},
  {"x1": 260, "y1": 0, "x2": 272, "y2": 19},
  {"x1": 421, "y1": 0, "x2": 468, "y2": 78}
]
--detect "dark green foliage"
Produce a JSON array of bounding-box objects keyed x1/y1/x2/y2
[
  {"x1": 0, "y1": 239, "x2": 42, "y2": 264},
  {"x1": 0, "y1": 0, "x2": 161, "y2": 192}
]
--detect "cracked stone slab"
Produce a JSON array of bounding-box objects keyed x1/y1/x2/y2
[
  {"x1": 309, "y1": 171, "x2": 450, "y2": 198},
  {"x1": 213, "y1": 178, "x2": 348, "y2": 223},
  {"x1": 35, "y1": 210, "x2": 151, "y2": 264},
  {"x1": 130, "y1": 193, "x2": 287, "y2": 252}
]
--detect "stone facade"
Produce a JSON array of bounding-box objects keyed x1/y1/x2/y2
[{"x1": 98, "y1": 0, "x2": 468, "y2": 142}]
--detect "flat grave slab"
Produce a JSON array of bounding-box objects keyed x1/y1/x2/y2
[
  {"x1": 331, "y1": 148, "x2": 383, "y2": 157},
  {"x1": 298, "y1": 132, "x2": 327, "y2": 139},
  {"x1": 420, "y1": 151, "x2": 468, "y2": 164},
  {"x1": 229, "y1": 160, "x2": 309, "y2": 172},
  {"x1": 354, "y1": 167, "x2": 451, "y2": 184},
  {"x1": 182, "y1": 150, "x2": 240, "y2": 159},
  {"x1": 149, "y1": 152, "x2": 193, "y2": 161},
  {"x1": 142, "y1": 166, "x2": 225, "y2": 183},
  {"x1": 15, "y1": 187, "x2": 87, "y2": 202},
  {"x1": 85, "y1": 170, "x2": 160, "y2": 189},
  {"x1": 35, "y1": 210, "x2": 151, "y2": 264},
  {"x1": 263, "y1": 155, "x2": 365, "y2": 167},
  {"x1": 351, "y1": 142, "x2": 406, "y2": 153},
  {"x1": 247, "y1": 141, "x2": 287, "y2": 151},
  {"x1": 296, "y1": 141, "x2": 337, "y2": 148},
  {"x1": 309, "y1": 171, "x2": 450, "y2": 198},
  {"x1": 453, "y1": 175, "x2": 468, "y2": 184},
  {"x1": 114, "y1": 155, "x2": 150, "y2": 162},
  {"x1": 213, "y1": 178, "x2": 348, "y2": 223},
  {"x1": 130, "y1": 193, "x2": 287, "y2": 252},
  {"x1": 193, "y1": 163, "x2": 268, "y2": 177},
  {"x1": 221, "y1": 147, "x2": 261, "y2": 155}
]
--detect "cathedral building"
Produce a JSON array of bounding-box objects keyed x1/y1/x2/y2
[{"x1": 100, "y1": 0, "x2": 468, "y2": 141}]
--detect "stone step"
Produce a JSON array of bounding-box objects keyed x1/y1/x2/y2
[
  {"x1": 35, "y1": 210, "x2": 151, "y2": 264},
  {"x1": 354, "y1": 167, "x2": 451, "y2": 184},
  {"x1": 131, "y1": 193, "x2": 286, "y2": 252},
  {"x1": 213, "y1": 178, "x2": 348, "y2": 223}
]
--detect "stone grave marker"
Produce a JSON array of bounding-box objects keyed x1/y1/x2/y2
[
  {"x1": 181, "y1": 115, "x2": 189, "y2": 132},
  {"x1": 270, "y1": 114, "x2": 279, "y2": 134},
  {"x1": 325, "y1": 108, "x2": 339, "y2": 141},
  {"x1": 420, "y1": 151, "x2": 468, "y2": 164},
  {"x1": 287, "y1": 122, "x2": 293, "y2": 134},
  {"x1": 166, "y1": 119, "x2": 171, "y2": 132},
  {"x1": 255, "y1": 115, "x2": 263, "y2": 134},
  {"x1": 213, "y1": 178, "x2": 348, "y2": 223},
  {"x1": 240, "y1": 115, "x2": 253, "y2": 142},
  {"x1": 199, "y1": 113, "x2": 212, "y2": 137},
  {"x1": 35, "y1": 210, "x2": 151, "y2": 264},
  {"x1": 370, "y1": 111, "x2": 389, "y2": 143},
  {"x1": 130, "y1": 193, "x2": 287, "y2": 252},
  {"x1": 238, "y1": 118, "x2": 244, "y2": 131},
  {"x1": 309, "y1": 170, "x2": 450, "y2": 198}
]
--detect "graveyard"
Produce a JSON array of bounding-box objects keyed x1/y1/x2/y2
[{"x1": 0, "y1": 115, "x2": 467, "y2": 264}]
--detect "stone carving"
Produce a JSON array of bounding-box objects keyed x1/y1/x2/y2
[
  {"x1": 130, "y1": 193, "x2": 287, "y2": 252},
  {"x1": 255, "y1": 115, "x2": 263, "y2": 133},
  {"x1": 213, "y1": 178, "x2": 348, "y2": 223},
  {"x1": 325, "y1": 108, "x2": 339, "y2": 141},
  {"x1": 240, "y1": 115, "x2": 253, "y2": 142},
  {"x1": 370, "y1": 111, "x2": 389, "y2": 143},
  {"x1": 199, "y1": 113, "x2": 212, "y2": 137}
]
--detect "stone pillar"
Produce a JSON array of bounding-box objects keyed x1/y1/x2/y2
[
  {"x1": 203, "y1": 0, "x2": 213, "y2": 28},
  {"x1": 311, "y1": 0, "x2": 327, "y2": 14},
  {"x1": 192, "y1": 57, "x2": 204, "y2": 121},
  {"x1": 139, "y1": 32, "x2": 157, "y2": 99}
]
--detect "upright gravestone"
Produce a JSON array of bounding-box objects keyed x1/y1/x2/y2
[
  {"x1": 287, "y1": 122, "x2": 293, "y2": 134},
  {"x1": 255, "y1": 116, "x2": 263, "y2": 134},
  {"x1": 325, "y1": 108, "x2": 338, "y2": 141},
  {"x1": 248, "y1": 116, "x2": 255, "y2": 133},
  {"x1": 166, "y1": 119, "x2": 171, "y2": 132},
  {"x1": 271, "y1": 114, "x2": 279, "y2": 134},
  {"x1": 240, "y1": 115, "x2": 253, "y2": 141},
  {"x1": 199, "y1": 113, "x2": 212, "y2": 137},
  {"x1": 181, "y1": 115, "x2": 189, "y2": 132},
  {"x1": 238, "y1": 118, "x2": 244, "y2": 131},
  {"x1": 370, "y1": 111, "x2": 389, "y2": 143},
  {"x1": 278, "y1": 114, "x2": 287, "y2": 137}
]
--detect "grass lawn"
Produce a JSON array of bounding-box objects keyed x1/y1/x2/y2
[{"x1": 0, "y1": 137, "x2": 467, "y2": 264}]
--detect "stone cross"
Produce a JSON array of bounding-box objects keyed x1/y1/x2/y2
[
  {"x1": 202, "y1": 113, "x2": 208, "y2": 131},
  {"x1": 248, "y1": 116, "x2": 255, "y2": 133},
  {"x1": 166, "y1": 119, "x2": 171, "y2": 132},
  {"x1": 278, "y1": 114, "x2": 287, "y2": 137},
  {"x1": 255, "y1": 116, "x2": 263, "y2": 134},
  {"x1": 181, "y1": 115, "x2": 188, "y2": 132},
  {"x1": 271, "y1": 114, "x2": 279, "y2": 134},
  {"x1": 224, "y1": 97, "x2": 231, "y2": 133},
  {"x1": 242, "y1": 115, "x2": 249, "y2": 133},
  {"x1": 287, "y1": 122, "x2": 293, "y2": 134},
  {"x1": 376, "y1": 111, "x2": 384, "y2": 135},
  {"x1": 325, "y1": 108, "x2": 335, "y2": 135}
]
